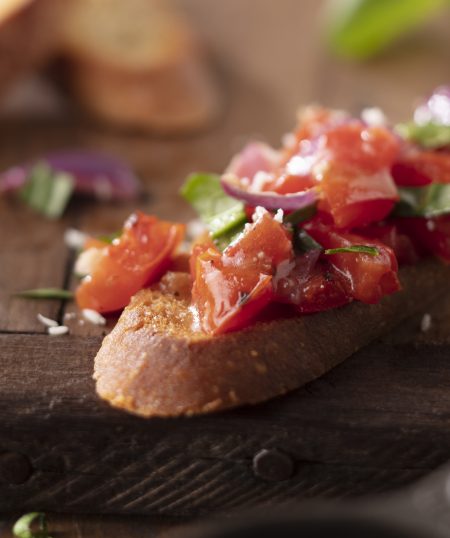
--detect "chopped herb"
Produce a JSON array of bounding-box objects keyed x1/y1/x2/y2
[
  {"x1": 395, "y1": 121, "x2": 450, "y2": 149},
  {"x1": 393, "y1": 184, "x2": 450, "y2": 218},
  {"x1": 324, "y1": 245, "x2": 379, "y2": 256},
  {"x1": 15, "y1": 288, "x2": 74, "y2": 300},
  {"x1": 293, "y1": 229, "x2": 322, "y2": 254},
  {"x1": 19, "y1": 163, "x2": 74, "y2": 219},
  {"x1": 214, "y1": 225, "x2": 245, "y2": 252},
  {"x1": 180, "y1": 173, "x2": 247, "y2": 241},
  {"x1": 283, "y1": 205, "x2": 317, "y2": 227},
  {"x1": 13, "y1": 512, "x2": 52, "y2": 538}
]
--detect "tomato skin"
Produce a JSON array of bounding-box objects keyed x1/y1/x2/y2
[
  {"x1": 274, "y1": 253, "x2": 351, "y2": 313},
  {"x1": 269, "y1": 114, "x2": 401, "y2": 229},
  {"x1": 318, "y1": 123, "x2": 400, "y2": 228},
  {"x1": 305, "y1": 220, "x2": 400, "y2": 304},
  {"x1": 191, "y1": 211, "x2": 293, "y2": 334},
  {"x1": 76, "y1": 212, "x2": 185, "y2": 313},
  {"x1": 394, "y1": 216, "x2": 450, "y2": 263},
  {"x1": 295, "y1": 264, "x2": 351, "y2": 314},
  {"x1": 392, "y1": 148, "x2": 450, "y2": 186},
  {"x1": 355, "y1": 224, "x2": 420, "y2": 266}
]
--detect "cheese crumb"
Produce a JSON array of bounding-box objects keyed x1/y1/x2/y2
[
  {"x1": 37, "y1": 313, "x2": 59, "y2": 327},
  {"x1": 274, "y1": 209, "x2": 284, "y2": 223},
  {"x1": 82, "y1": 308, "x2": 106, "y2": 326},
  {"x1": 64, "y1": 228, "x2": 88, "y2": 250},
  {"x1": 48, "y1": 325, "x2": 69, "y2": 336},
  {"x1": 421, "y1": 313, "x2": 432, "y2": 332},
  {"x1": 361, "y1": 107, "x2": 387, "y2": 127}
]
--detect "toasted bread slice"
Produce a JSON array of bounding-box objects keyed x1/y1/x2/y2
[
  {"x1": 0, "y1": 0, "x2": 59, "y2": 98},
  {"x1": 59, "y1": 0, "x2": 220, "y2": 132},
  {"x1": 94, "y1": 259, "x2": 450, "y2": 417}
]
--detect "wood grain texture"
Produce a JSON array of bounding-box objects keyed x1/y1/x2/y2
[
  {"x1": 1, "y1": 333, "x2": 450, "y2": 516},
  {"x1": 0, "y1": 0, "x2": 450, "y2": 532}
]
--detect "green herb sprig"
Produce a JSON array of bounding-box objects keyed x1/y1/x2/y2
[
  {"x1": 324, "y1": 245, "x2": 379, "y2": 256},
  {"x1": 15, "y1": 288, "x2": 74, "y2": 300},
  {"x1": 13, "y1": 512, "x2": 52, "y2": 538}
]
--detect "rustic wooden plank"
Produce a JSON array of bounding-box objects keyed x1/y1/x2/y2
[
  {"x1": 1, "y1": 333, "x2": 450, "y2": 516},
  {"x1": 0, "y1": 197, "x2": 72, "y2": 333}
]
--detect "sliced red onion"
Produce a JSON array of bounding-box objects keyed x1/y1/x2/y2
[
  {"x1": 0, "y1": 150, "x2": 140, "y2": 200},
  {"x1": 226, "y1": 142, "x2": 281, "y2": 181},
  {"x1": 221, "y1": 173, "x2": 318, "y2": 211},
  {"x1": 414, "y1": 86, "x2": 450, "y2": 126}
]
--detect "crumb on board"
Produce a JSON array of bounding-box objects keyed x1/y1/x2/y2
[
  {"x1": 37, "y1": 313, "x2": 59, "y2": 328},
  {"x1": 82, "y1": 308, "x2": 106, "y2": 326},
  {"x1": 421, "y1": 313, "x2": 432, "y2": 333},
  {"x1": 48, "y1": 325, "x2": 69, "y2": 336}
]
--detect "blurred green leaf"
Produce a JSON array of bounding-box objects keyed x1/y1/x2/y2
[
  {"x1": 325, "y1": 0, "x2": 448, "y2": 60},
  {"x1": 395, "y1": 121, "x2": 450, "y2": 148}
]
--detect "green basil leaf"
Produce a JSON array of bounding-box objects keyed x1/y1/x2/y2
[
  {"x1": 325, "y1": 0, "x2": 447, "y2": 60},
  {"x1": 283, "y1": 205, "x2": 317, "y2": 227},
  {"x1": 293, "y1": 229, "x2": 322, "y2": 254},
  {"x1": 13, "y1": 512, "x2": 52, "y2": 538},
  {"x1": 393, "y1": 184, "x2": 450, "y2": 217},
  {"x1": 180, "y1": 173, "x2": 247, "y2": 240},
  {"x1": 15, "y1": 288, "x2": 74, "y2": 300},
  {"x1": 19, "y1": 163, "x2": 74, "y2": 219},
  {"x1": 324, "y1": 245, "x2": 379, "y2": 256},
  {"x1": 395, "y1": 122, "x2": 450, "y2": 148}
]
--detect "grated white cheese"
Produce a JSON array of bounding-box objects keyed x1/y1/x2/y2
[
  {"x1": 64, "y1": 228, "x2": 88, "y2": 250},
  {"x1": 426, "y1": 220, "x2": 436, "y2": 231},
  {"x1": 37, "y1": 313, "x2": 59, "y2": 328},
  {"x1": 361, "y1": 107, "x2": 387, "y2": 127},
  {"x1": 252, "y1": 206, "x2": 268, "y2": 222},
  {"x1": 421, "y1": 313, "x2": 432, "y2": 333},
  {"x1": 82, "y1": 308, "x2": 106, "y2": 326},
  {"x1": 251, "y1": 171, "x2": 273, "y2": 192},
  {"x1": 274, "y1": 209, "x2": 284, "y2": 223},
  {"x1": 48, "y1": 325, "x2": 69, "y2": 336}
]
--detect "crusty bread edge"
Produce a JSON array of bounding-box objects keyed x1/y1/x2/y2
[{"x1": 94, "y1": 258, "x2": 450, "y2": 418}]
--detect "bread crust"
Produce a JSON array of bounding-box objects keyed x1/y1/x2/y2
[
  {"x1": 0, "y1": 0, "x2": 59, "y2": 97},
  {"x1": 66, "y1": 49, "x2": 220, "y2": 132},
  {"x1": 58, "y1": 0, "x2": 221, "y2": 132},
  {"x1": 94, "y1": 258, "x2": 450, "y2": 417}
]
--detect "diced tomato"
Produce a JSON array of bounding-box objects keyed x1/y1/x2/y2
[
  {"x1": 274, "y1": 251, "x2": 351, "y2": 313},
  {"x1": 76, "y1": 212, "x2": 185, "y2": 313},
  {"x1": 392, "y1": 148, "x2": 450, "y2": 186},
  {"x1": 318, "y1": 122, "x2": 400, "y2": 228},
  {"x1": 189, "y1": 235, "x2": 215, "y2": 279},
  {"x1": 355, "y1": 223, "x2": 420, "y2": 266},
  {"x1": 268, "y1": 115, "x2": 401, "y2": 229},
  {"x1": 394, "y1": 216, "x2": 450, "y2": 263},
  {"x1": 191, "y1": 211, "x2": 293, "y2": 334},
  {"x1": 295, "y1": 263, "x2": 351, "y2": 314},
  {"x1": 305, "y1": 220, "x2": 400, "y2": 304}
]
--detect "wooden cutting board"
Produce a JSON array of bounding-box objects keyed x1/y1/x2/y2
[{"x1": 1, "y1": 0, "x2": 450, "y2": 518}]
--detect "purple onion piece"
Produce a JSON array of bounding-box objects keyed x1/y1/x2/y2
[
  {"x1": 414, "y1": 86, "x2": 450, "y2": 126},
  {"x1": 221, "y1": 173, "x2": 318, "y2": 211},
  {"x1": 0, "y1": 150, "x2": 140, "y2": 200}
]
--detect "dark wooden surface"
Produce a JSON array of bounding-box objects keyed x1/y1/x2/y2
[{"x1": 1, "y1": 0, "x2": 450, "y2": 536}]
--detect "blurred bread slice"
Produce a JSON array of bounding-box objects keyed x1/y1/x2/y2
[
  {"x1": 59, "y1": 0, "x2": 221, "y2": 132},
  {"x1": 0, "y1": 0, "x2": 59, "y2": 98}
]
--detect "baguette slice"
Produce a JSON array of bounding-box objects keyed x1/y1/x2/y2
[
  {"x1": 59, "y1": 0, "x2": 220, "y2": 132},
  {"x1": 0, "y1": 0, "x2": 60, "y2": 98},
  {"x1": 94, "y1": 258, "x2": 450, "y2": 417}
]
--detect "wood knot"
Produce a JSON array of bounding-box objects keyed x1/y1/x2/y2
[
  {"x1": 252, "y1": 448, "x2": 294, "y2": 482},
  {"x1": 0, "y1": 451, "x2": 33, "y2": 485}
]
